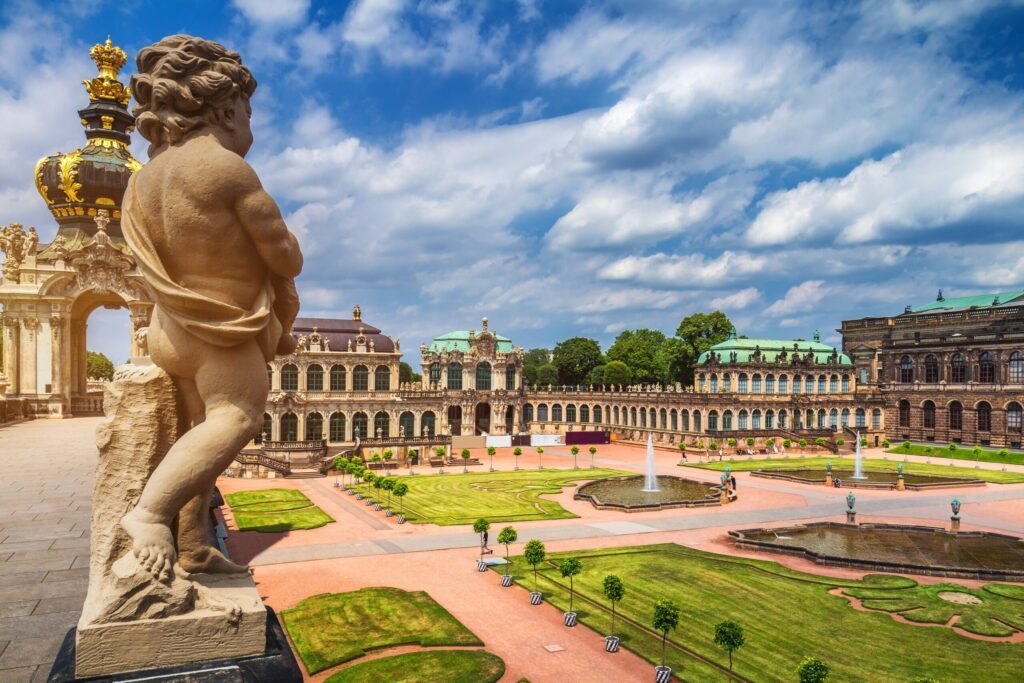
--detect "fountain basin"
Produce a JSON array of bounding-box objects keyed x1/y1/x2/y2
[
  {"x1": 575, "y1": 475, "x2": 728, "y2": 512},
  {"x1": 749, "y1": 468, "x2": 984, "y2": 490},
  {"x1": 730, "y1": 522, "x2": 1024, "y2": 582}
]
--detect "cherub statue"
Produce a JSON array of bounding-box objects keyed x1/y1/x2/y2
[{"x1": 120, "y1": 35, "x2": 302, "y2": 579}]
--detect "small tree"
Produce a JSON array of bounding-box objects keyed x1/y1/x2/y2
[
  {"x1": 835, "y1": 438, "x2": 845, "y2": 447},
  {"x1": 333, "y1": 455, "x2": 349, "y2": 475},
  {"x1": 783, "y1": 439, "x2": 791, "y2": 449},
  {"x1": 381, "y1": 477, "x2": 395, "y2": 509},
  {"x1": 523, "y1": 539, "x2": 546, "y2": 592},
  {"x1": 570, "y1": 445, "x2": 580, "y2": 469},
  {"x1": 860, "y1": 438, "x2": 868, "y2": 447},
  {"x1": 727, "y1": 438, "x2": 737, "y2": 448},
  {"x1": 473, "y1": 518, "x2": 490, "y2": 558},
  {"x1": 393, "y1": 482, "x2": 408, "y2": 515},
  {"x1": 881, "y1": 439, "x2": 891, "y2": 448},
  {"x1": 497, "y1": 526, "x2": 517, "y2": 576},
  {"x1": 372, "y1": 453, "x2": 382, "y2": 469},
  {"x1": 383, "y1": 448, "x2": 394, "y2": 466},
  {"x1": 765, "y1": 438, "x2": 775, "y2": 447},
  {"x1": 589, "y1": 445, "x2": 598, "y2": 467},
  {"x1": 902, "y1": 440, "x2": 912, "y2": 450},
  {"x1": 815, "y1": 438, "x2": 826, "y2": 449},
  {"x1": 798, "y1": 438, "x2": 807, "y2": 451},
  {"x1": 972, "y1": 445, "x2": 983, "y2": 457},
  {"x1": 559, "y1": 557, "x2": 583, "y2": 612},
  {"x1": 603, "y1": 574, "x2": 625, "y2": 637},
  {"x1": 745, "y1": 437, "x2": 755, "y2": 448},
  {"x1": 363, "y1": 471, "x2": 376, "y2": 497},
  {"x1": 407, "y1": 448, "x2": 417, "y2": 472},
  {"x1": 796, "y1": 656, "x2": 830, "y2": 683},
  {"x1": 513, "y1": 446, "x2": 522, "y2": 469},
  {"x1": 372, "y1": 474, "x2": 383, "y2": 500},
  {"x1": 487, "y1": 446, "x2": 497, "y2": 470},
  {"x1": 948, "y1": 442, "x2": 958, "y2": 452},
  {"x1": 536, "y1": 446, "x2": 544, "y2": 469},
  {"x1": 461, "y1": 448, "x2": 472, "y2": 472},
  {"x1": 713, "y1": 620, "x2": 745, "y2": 676},
  {"x1": 653, "y1": 599, "x2": 681, "y2": 668},
  {"x1": 999, "y1": 448, "x2": 1009, "y2": 458}
]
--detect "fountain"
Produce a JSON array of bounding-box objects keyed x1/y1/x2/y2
[
  {"x1": 641, "y1": 432, "x2": 660, "y2": 493},
  {"x1": 852, "y1": 430, "x2": 866, "y2": 480}
]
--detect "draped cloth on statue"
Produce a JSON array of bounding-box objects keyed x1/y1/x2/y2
[{"x1": 121, "y1": 175, "x2": 279, "y2": 356}]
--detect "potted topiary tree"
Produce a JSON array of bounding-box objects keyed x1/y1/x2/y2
[
  {"x1": 835, "y1": 438, "x2": 845, "y2": 449},
  {"x1": 461, "y1": 448, "x2": 472, "y2": 473},
  {"x1": 524, "y1": 539, "x2": 546, "y2": 604},
  {"x1": 360, "y1": 471, "x2": 374, "y2": 502},
  {"x1": 487, "y1": 446, "x2": 497, "y2": 472},
  {"x1": 948, "y1": 442, "x2": 958, "y2": 453},
  {"x1": 571, "y1": 445, "x2": 580, "y2": 469},
  {"x1": 602, "y1": 574, "x2": 625, "y2": 652},
  {"x1": 589, "y1": 445, "x2": 598, "y2": 469},
  {"x1": 709, "y1": 441, "x2": 720, "y2": 460},
  {"x1": 902, "y1": 440, "x2": 912, "y2": 451},
  {"x1": 714, "y1": 620, "x2": 745, "y2": 680},
  {"x1": 815, "y1": 438, "x2": 827, "y2": 452},
  {"x1": 860, "y1": 438, "x2": 868, "y2": 448},
  {"x1": 727, "y1": 437, "x2": 737, "y2": 450},
  {"x1": 407, "y1": 448, "x2": 417, "y2": 475},
  {"x1": 881, "y1": 439, "x2": 891, "y2": 448},
  {"x1": 372, "y1": 475, "x2": 384, "y2": 510},
  {"x1": 393, "y1": 482, "x2": 408, "y2": 523},
  {"x1": 497, "y1": 526, "x2": 517, "y2": 586},
  {"x1": 536, "y1": 446, "x2": 544, "y2": 470},
  {"x1": 653, "y1": 599, "x2": 681, "y2": 682},
  {"x1": 371, "y1": 453, "x2": 382, "y2": 471},
  {"x1": 513, "y1": 447, "x2": 522, "y2": 470},
  {"x1": 381, "y1": 477, "x2": 395, "y2": 515},
  {"x1": 332, "y1": 455, "x2": 349, "y2": 486},
  {"x1": 676, "y1": 442, "x2": 686, "y2": 464},
  {"x1": 798, "y1": 438, "x2": 807, "y2": 453},
  {"x1": 559, "y1": 557, "x2": 583, "y2": 626},
  {"x1": 473, "y1": 518, "x2": 491, "y2": 570},
  {"x1": 745, "y1": 437, "x2": 755, "y2": 451},
  {"x1": 782, "y1": 439, "x2": 791, "y2": 451},
  {"x1": 435, "y1": 445, "x2": 447, "y2": 474},
  {"x1": 796, "y1": 656, "x2": 830, "y2": 683}
]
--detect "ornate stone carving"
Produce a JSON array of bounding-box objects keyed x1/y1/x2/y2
[
  {"x1": 69, "y1": 210, "x2": 141, "y2": 299},
  {"x1": 0, "y1": 223, "x2": 27, "y2": 281}
]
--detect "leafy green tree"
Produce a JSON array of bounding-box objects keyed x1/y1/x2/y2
[
  {"x1": 653, "y1": 599, "x2": 681, "y2": 667},
  {"x1": 536, "y1": 363, "x2": 559, "y2": 387},
  {"x1": 713, "y1": 620, "x2": 745, "y2": 675},
  {"x1": 523, "y1": 539, "x2": 546, "y2": 592},
  {"x1": 570, "y1": 445, "x2": 579, "y2": 468},
  {"x1": 487, "y1": 445, "x2": 496, "y2": 470},
  {"x1": 473, "y1": 518, "x2": 490, "y2": 558},
  {"x1": 381, "y1": 477, "x2": 395, "y2": 508},
  {"x1": 535, "y1": 446, "x2": 544, "y2": 469},
  {"x1": 796, "y1": 656, "x2": 830, "y2": 683},
  {"x1": 602, "y1": 360, "x2": 632, "y2": 386},
  {"x1": 589, "y1": 446, "x2": 597, "y2": 467},
  {"x1": 552, "y1": 337, "x2": 603, "y2": 385},
  {"x1": 523, "y1": 348, "x2": 551, "y2": 385},
  {"x1": 497, "y1": 526, "x2": 517, "y2": 576},
  {"x1": 513, "y1": 446, "x2": 522, "y2": 469},
  {"x1": 393, "y1": 482, "x2": 408, "y2": 515},
  {"x1": 86, "y1": 350, "x2": 115, "y2": 380},
  {"x1": 372, "y1": 474, "x2": 383, "y2": 500},
  {"x1": 675, "y1": 311, "x2": 733, "y2": 385},
  {"x1": 606, "y1": 329, "x2": 668, "y2": 384},
  {"x1": 559, "y1": 557, "x2": 583, "y2": 612},
  {"x1": 656, "y1": 336, "x2": 691, "y2": 385},
  {"x1": 602, "y1": 574, "x2": 625, "y2": 637},
  {"x1": 332, "y1": 455, "x2": 349, "y2": 477},
  {"x1": 586, "y1": 364, "x2": 606, "y2": 386},
  {"x1": 461, "y1": 448, "x2": 471, "y2": 472},
  {"x1": 399, "y1": 362, "x2": 416, "y2": 384}
]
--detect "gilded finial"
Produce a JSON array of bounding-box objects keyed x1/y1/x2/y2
[
  {"x1": 83, "y1": 37, "x2": 130, "y2": 106},
  {"x1": 353, "y1": 304, "x2": 362, "y2": 321}
]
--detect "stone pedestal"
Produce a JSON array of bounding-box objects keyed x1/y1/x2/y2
[
  {"x1": 825, "y1": 475, "x2": 833, "y2": 487},
  {"x1": 896, "y1": 478, "x2": 905, "y2": 491},
  {"x1": 846, "y1": 511, "x2": 857, "y2": 523},
  {"x1": 720, "y1": 489, "x2": 729, "y2": 505},
  {"x1": 950, "y1": 516, "x2": 961, "y2": 532}
]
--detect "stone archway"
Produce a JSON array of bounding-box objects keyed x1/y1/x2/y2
[{"x1": 475, "y1": 402, "x2": 491, "y2": 435}]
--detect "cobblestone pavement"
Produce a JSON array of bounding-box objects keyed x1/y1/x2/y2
[{"x1": 0, "y1": 417, "x2": 98, "y2": 683}]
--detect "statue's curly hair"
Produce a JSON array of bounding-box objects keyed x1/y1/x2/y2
[{"x1": 131, "y1": 35, "x2": 257, "y2": 150}]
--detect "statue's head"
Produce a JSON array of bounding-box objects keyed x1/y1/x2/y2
[{"x1": 132, "y1": 35, "x2": 257, "y2": 156}]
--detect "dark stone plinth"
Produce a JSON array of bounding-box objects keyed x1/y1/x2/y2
[{"x1": 47, "y1": 607, "x2": 302, "y2": 683}]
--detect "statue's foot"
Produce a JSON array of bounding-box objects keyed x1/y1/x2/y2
[
  {"x1": 121, "y1": 510, "x2": 177, "y2": 582},
  {"x1": 179, "y1": 544, "x2": 249, "y2": 575}
]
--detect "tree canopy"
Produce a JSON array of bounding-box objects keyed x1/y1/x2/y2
[
  {"x1": 399, "y1": 361, "x2": 421, "y2": 384},
  {"x1": 552, "y1": 337, "x2": 603, "y2": 385},
  {"x1": 535, "y1": 363, "x2": 558, "y2": 387},
  {"x1": 522, "y1": 347, "x2": 551, "y2": 386},
  {"x1": 602, "y1": 360, "x2": 632, "y2": 386},
  {"x1": 675, "y1": 311, "x2": 733, "y2": 384},
  {"x1": 606, "y1": 329, "x2": 668, "y2": 384},
  {"x1": 586, "y1": 364, "x2": 606, "y2": 386},
  {"x1": 86, "y1": 350, "x2": 114, "y2": 381}
]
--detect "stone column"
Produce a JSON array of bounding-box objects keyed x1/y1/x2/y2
[
  {"x1": 50, "y1": 315, "x2": 65, "y2": 396},
  {"x1": 128, "y1": 304, "x2": 152, "y2": 358},
  {"x1": 2, "y1": 316, "x2": 19, "y2": 395},
  {"x1": 21, "y1": 317, "x2": 39, "y2": 394}
]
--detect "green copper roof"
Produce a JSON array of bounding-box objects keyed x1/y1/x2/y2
[
  {"x1": 697, "y1": 330, "x2": 851, "y2": 366},
  {"x1": 909, "y1": 290, "x2": 1024, "y2": 313},
  {"x1": 429, "y1": 330, "x2": 514, "y2": 354}
]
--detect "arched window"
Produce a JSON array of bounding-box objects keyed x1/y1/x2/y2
[
  {"x1": 538, "y1": 404, "x2": 549, "y2": 421},
  {"x1": 330, "y1": 365, "x2": 346, "y2": 391},
  {"x1": 899, "y1": 356, "x2": 914, "y2": 384},
  {"x1": 430, "y1": 362, "x2": 441, "y2": 384},
  {"x1": 1010, "y1": 352, "x2": 1024, "y2": 384},
  {"x1": 375, "y1": 366, "x2": 390, "y2": 391},
  {"x1": 779, "y1": 375, "x2": 789, "y2": 394},
  {"x1": 1007, "y1": 402, "x2": 1022, "y2": 433},
  {"x1": 738, "y1": 373, "x2": 749, "y2": 393},
  {"x1": 753, "y1": 409, "x2": 762, "y2": 429},
  {"x1": 829, "y1": 375, "x2": 838, "y2": 393},
  {"x1": 506, "y1": 365, "x2": 516, "y2": 389},
  {"x1": 613, "y1": 406, "x2": 619, "y2": 424},
  {"x1": 553, "y1": 404, "x2": 563, "y2": 422},
  {"x1": 923, "y1": 401, "x2": 935, "y2": 429},
  {"x1": 260, "y1": 413, "x2": 272, "y2": 443},
  {"x1": 841, "y1": 408, "x2": 849, "y2": 428},
  {"x1": 710, "y1": 374, "x2": 719, "y2": 392},
  {"x1": 793, "y1": 376, "x2": 801, "y2": 393},
  {"x1": 979, "y1": 352, "x2": 995, "y2": 383},
  {"x1": 778, "y1": 409, "x2": 787, "y2": 428},
  {"x1": 681, "y1": 410, "x2": 689, "y2": 431},
  {"x1": 594, "y1": 405, "x2": 602, "y2": 423},
  {"x1": 977, "y1": 402, "x2": 992, "y2": 431},
  {"x1": 280, "y1": 412, "x2": 298, "y2": 441},
  {"x1": 422, "y1": 412, "x2": 436, "y2": 436},
  {"x1": 818, "y1": 376, "x2": 826, "y2": 393},
  {"x1": 950, "y1": 354, "x2": 966, "y2": 383},
  {"x1": 373, "y1": 411, "x2": 390, "y2": 438},
  {"x1": 693, "y1": 410, "x2": 702, "y2": 432},
  {"x1": 329, "y1": 412, "x2": 345, "y2": 442},
  {"x1": 872, "y1": 408, "x2": 881, "y2": 429},
  {"x1": 708, "y1": 410, "x2": 718, "y2": 431},
  {"x1": 305, "y1": 412, "x2": 323, "y2": 440},
  {"x1": 567, "y1": 404, "x2": 577, "y2": 422},
  {"x1": 737, "y1": 410, "x2": 747, "y2": 430},
  {"x1": 476, "y1": 362, "x2": 492, "y2": 390},
  {"x1": 806, "y1": 410, "x2": 815, "y2": 428},
  {"x1": 723, "y1": 410, "x2": 734, "y2": 430},
  {"x1": 306, "y1": 364, "x2": 324, "y2": 391},
  {"x1": 448, "y1": 363, "x2": 463, "y2": 390},
  {"x1": 752, "y1": 374, "x2": 762, "y2": 393},
  {"x1": 399, "y1": 411, "x2": 415, "y2": 438},
  {"x1": 580, "y1": 405, "x2": 589, "y2": 422},
  {"x1": 631, "y1": 407, "x2": 638, "y2": 426},
  {"x1": 841, "y1": 375, "x2": 850, "y2": 393},
  {"x1": 723, "y1": 374, "x2": 732, "y2": 392},
  {"x1": 353, "y1": 365, "x2": 369, "y2": 391},
  {"x1": 766, "y1": 374, "x2": 775, "y2": 393},
  {"x1": 949, "y1": 402, "x2": 963, "y2": 430},
  {"x1": 670, "y1": 409, "x2": 677, "y2": 430},
  {"x1": 817, "y1": 409, "x2": 826, "y2": 428},
  {"x1": 829, "y1": 408, "x2": 838, "y2": 429},
  {"x1": 266, "y1": 364, "x2": 273, "y2": 390},
  {"x1": 352, "y1": 412, "x2": 368, "y2": 439},
  {"x1": 660, "y1": 408, "x2": 667, "y2": 429},
  {"x1": 281, "y1": 364, "x2": 298, "y2": 391},
  {"x1": 924, "y1": 355, "x2": 939, "y2": 383},
  {"x1": 855, "y1": 408, "x2": 865, "y2": 427},
  {"x1": 640, "y1": 409, "x2": 647, "y2": 428},
  {"x1": 524, "y1": 404, "x2": 534, "y2": 423},
  {"x1": 898, "y1": 400, "x2": 911, "y2": 427},
  {"x1": 698, "y1": 374, "x2": 706, "y2": 391}
]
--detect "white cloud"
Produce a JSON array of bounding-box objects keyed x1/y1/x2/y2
[
  {"x1": 597, "y1": 252, "x2": 766, "y2": 287},
  {"x1": 341, "y1": 0, "x2": 405, "y2": 48},
  {"x1": 765, "y1": 281, "x2": 831, "y2": 316},
  {"x1": 233, "y1": 0, "x2": 310, "y2": 26},
  {"x1": 710, "y1": 287, "x2": 761, "y2": 310}
]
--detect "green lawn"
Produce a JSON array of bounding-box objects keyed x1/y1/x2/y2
[
  {"x1": 281, "y1": 587, "x2": 483, "y2": 674},
  {"x1": 500, "y1": 544, "x2": 1024, "y2": 682},
  {"x1": 887, "y1": 442, "x2": 1024, "y2": 465},
  {"x1": 225, "y1": 488, "x2": 334, "y2": 532},
  {"x1": 324, "y1": 650, "x2": 504, "y2": 683},
  {"x1": 351, "y1": 468, "x2": 627, "y2": 525},
  {"x1": 686, "y1": 456, "x2": 1024, "y2": 483}
]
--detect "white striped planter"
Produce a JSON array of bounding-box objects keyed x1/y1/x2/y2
[
  {"x1": 373, "y1": 503, "x2": 382, "y2": 511},
  {"x1": 355, "y1": 493, "x2": 363, "y2": 500},
  {"x1": 347, "y1": 489, "x2": 355, "y2": 495},
  {"x1": 529, "y1": 592, "x2": 542, "y2": 605},
  {"x1": 563, "y1": 611, "x2": 577, "y2": 627},
  {"x1": 477, "y1": 560, "x2": 488, "y2": 572},
  {"x1": 655, "y1": 665, "x2": 672, "y2": 683},
  {"x1": 500, "y1": 574, "x2": 513, "y2": 587},
  {"x1": 397, "y1": 515, "x2": 406, "y2": 524},
  {"x1": 365, "y1": 499, "x2": 374, "y2": 506},
  {"x1": 604, "y1": 636, "x2": 620, "y2": 653},
  {"x1": 385, "y1": 509, "x2": 393, "y2": 517}
]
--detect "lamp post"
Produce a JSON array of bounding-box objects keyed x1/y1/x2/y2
[{"x1": 950, "y1": 498, "x2": 961, "y2": 532}]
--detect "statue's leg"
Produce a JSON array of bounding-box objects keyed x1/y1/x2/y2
[
  {"x1": 177, "y1": 481, "x2": 248, "y2": 574},
  {"x1": 122, "y1": 318, "x2": 266, "y2": 580}
]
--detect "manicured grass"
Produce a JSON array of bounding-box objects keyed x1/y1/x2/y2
[
  {"x1": 324, "y1": 650, "x2": 504, "y2": 683},
  {"x1": 686, "y1": 456, "x2": 1024, "y2": 483},
  {"x1": 501, "y1": 544, "x2": 1024, "y2": 682},
  {"x1": 887, "y1": 442, "x2": 1024, "y2": 465},
  {"x1": 225, "y1": 488, "x2": 334, "y2": 532},
  {"x1": 351, "y1": 468, "x2": 627, "y2": 525},
  {"x1": 281, "y1": 587, "x2": 483, "y2": 674}
]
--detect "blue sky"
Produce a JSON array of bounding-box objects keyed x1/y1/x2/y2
[{"x1": 3, "y1": 0, "x2": 1024, "y2": 364}]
